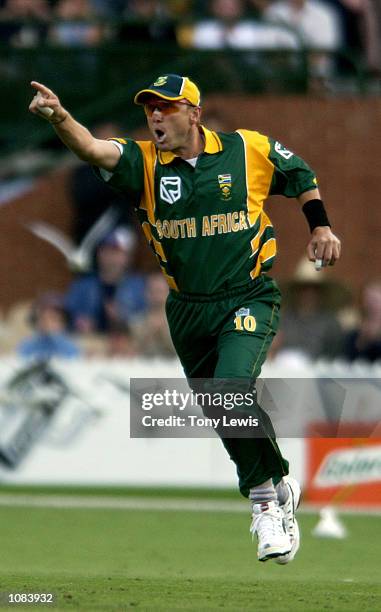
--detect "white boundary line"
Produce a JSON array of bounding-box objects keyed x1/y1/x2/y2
[
  {"x1": 1, "y1": 494, "x2": 245, "y2": 512},
  {"x1": 0, "y1": 494, "x2": 380, "y2": 515}
]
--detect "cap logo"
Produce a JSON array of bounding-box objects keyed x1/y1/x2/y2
[{"x1": 154, "y1": 76, "x2": 168, "y2": 87}]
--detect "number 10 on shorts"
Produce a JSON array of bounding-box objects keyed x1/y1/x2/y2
[{"x1": 234, "y1": 314, "x2": 256, "y2": 332}]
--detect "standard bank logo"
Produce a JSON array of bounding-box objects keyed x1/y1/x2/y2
[
  {"x1": 274, "y1": 141, "x2": 294, "y2": 160},
  {"x1": 160, "y1": 177, "x2": 182, "y2": 204}
]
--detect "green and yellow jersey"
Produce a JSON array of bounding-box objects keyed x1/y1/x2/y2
[{"x1": 95, "y1": 127, "x2": 317, "y2": 294}]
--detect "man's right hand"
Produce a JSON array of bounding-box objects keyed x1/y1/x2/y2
[
  {"x1": 29, "y1": 81, "x2": 68, "y2": 124},
  {"x1": 28, "y1": 81, "x2": 121, "y2": 170}
]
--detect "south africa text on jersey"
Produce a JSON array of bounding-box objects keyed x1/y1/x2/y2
[{"x1": 155, "y1": 210, "x2": 252, "y2": 240}]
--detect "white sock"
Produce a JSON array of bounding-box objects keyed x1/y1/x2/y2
[{"x1": 275, "y1": 478, "x2": 290, "y2": 505}]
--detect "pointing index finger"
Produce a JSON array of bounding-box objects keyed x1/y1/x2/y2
[{"x1": 31, "y1": 81, "x2": 53, "y2": 97}]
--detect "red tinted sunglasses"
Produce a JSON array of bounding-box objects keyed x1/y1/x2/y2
[{"x1": 143, "y1": 99, "x2": 195, "y2": 117}]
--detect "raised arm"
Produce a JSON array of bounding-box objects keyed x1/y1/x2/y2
[{"x1": 29, "y1": 81, "x2": 121, "y2": 171}]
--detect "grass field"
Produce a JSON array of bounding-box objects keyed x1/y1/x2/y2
[{"x1": 0, "y1": 487, "x2": 380, "y2": 611}]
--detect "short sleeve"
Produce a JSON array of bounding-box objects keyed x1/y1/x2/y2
[
  {"x1": 269, "y1": 138, "x2": 318, "y2": 197},
  {"x1": 93, "y1": 138, "x2": 145, "y2": 198}
]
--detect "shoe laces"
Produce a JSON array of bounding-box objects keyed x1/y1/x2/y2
[{"x1": 250, "y1": 504, "x2": 285, "y2": 540}]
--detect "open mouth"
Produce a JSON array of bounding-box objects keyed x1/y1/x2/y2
[{"x1": 154, "y1": 129, "x2": 166, "y2": 144}]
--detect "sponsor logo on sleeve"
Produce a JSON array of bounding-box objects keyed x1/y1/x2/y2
[{"x1": 274, "y1": 141, "x2": 294, "y2": 160}]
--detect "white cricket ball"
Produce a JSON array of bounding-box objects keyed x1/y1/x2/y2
[
  {"x1": 38, "y1": 105, "x2": 54, "y2": 118},
  {"x1": 34, "y1": 93, "x2": 54, "y2": 118}
]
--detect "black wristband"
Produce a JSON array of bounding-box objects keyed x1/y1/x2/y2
[
  {"x1": 50, "y1": 114, "x2": 68, "y2": 126},
  {"x1": 302, "y1": 199, "x2": 331, "y2": 233}
]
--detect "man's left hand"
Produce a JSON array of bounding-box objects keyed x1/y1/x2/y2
[{"x1": 306, "y1": 226, "x2": 341, "y2": 267}]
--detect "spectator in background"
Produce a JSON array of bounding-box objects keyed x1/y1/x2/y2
[
  {"x1": 342, "y1": 281, "x2": 381, "y2": 363},
  {"x1": 49, "y1": 0, "x2": 104, "y2": 46},
  {"x1": 133, "y1": 272, "x2": 176, "y2": 358},
  {"x1": 107, "y1": 321, "x2": 140, "y2": 357},
  {"x1": 69, "y1": 122, "x2": 135, "y2": 243},
  {"x1": 264, "y1": 0, "x2": 343, "y2": 88},
  {"x1": 373, "y1": 0, "x2": 381, "y2": 68},
  {"x1": 276, "y1": 257, "x2": 345, "y2": 362},
  {"x1": 164, "y1": 0, "x2": 193, "y2": 18},
  {"x1": 89, "y1": 0, "x2": 126, "y2": 18},
  {"x1": 17, "y1": 292, "x2": 80, "y2": 360},
  {"x1": 248, "y1": 0, "x2": 273, "y2": 16},
  {"x1": 65, "y1": 227, "x2": 146, "y2": 334},
  {"x1": 327, "y1": 0, "x2": 381, "y2": 75},
  {"x1": 185, "y1": 0, "x2": 250, "y2": 48},
  {"x1": 119, "y1": 0, "x2": 176, "y2": 43},
  {"x1": 125, "y1": 0, "x2": 163, "y2": 17},
  {"x1": 0, "y1": 0, "x2": 51, "y2": 47},
  {"x1": 186, "y1": 0, "x2": 298, "y2": 49},
  {"x1": 178, "y1": 0, "x2": 299, "y2": 91}
]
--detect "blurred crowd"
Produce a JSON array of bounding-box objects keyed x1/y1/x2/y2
[
  {"x1": 6, "y1": 234, "x2": 381, "y2": 365},
  {"x1": 0, "y1": 0, "x2": 380, "y2": 81},
  {"x1": 269, "y1": 259, "x2": 381, "y2": 368},
  {"x1": 10, "y1": 224, "x2": 177, "y2": 360}
]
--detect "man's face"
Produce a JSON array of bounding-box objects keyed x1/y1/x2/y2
[
  {"x1": 144, "y1": 96, "x2": 200, "y2": 152},
  {"x1": 211, "y1": 0, "x2": 243, "y2": 21},
  {"x1": 97, "y1": 245, "x2": 130, "y2": 278},
  {"x1": 37, "y1": 307, "x2": 66, "y2": 334}
]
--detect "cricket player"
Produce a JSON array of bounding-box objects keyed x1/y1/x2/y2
[{"x1": 29, "y1": 74, "x2": 341, "y2": 563}]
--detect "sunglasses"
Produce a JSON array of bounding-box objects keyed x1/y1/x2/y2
[{"x1": 143, "y1": 99, "x2": 195, "y2": 117}]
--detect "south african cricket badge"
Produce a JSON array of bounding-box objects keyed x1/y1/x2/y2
[
  {"x1": 154, "y1": 76, "x2": 168, "y2": 86},
  {"x1": 218, "y1": 174, "x2": 232, "y2": 201}
]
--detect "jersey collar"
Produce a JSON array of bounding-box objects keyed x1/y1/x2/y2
[{"x1": 157, "y1": 126, "x2": 223, "y2": 165}]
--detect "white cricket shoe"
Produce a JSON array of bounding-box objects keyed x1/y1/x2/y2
[
  {"x1": 250, "y1": 501, "x2": 291, "y2": 562},
  {"x1": 274, "y1": 476, "x2": 301, "y2": 565}
]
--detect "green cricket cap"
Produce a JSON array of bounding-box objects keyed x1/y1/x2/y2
[{"x1": 134, "y1": 74, "x2": 201, "y2": 106}]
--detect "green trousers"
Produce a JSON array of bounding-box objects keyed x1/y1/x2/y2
[{"x1": 166, "y1": 275, "x2": 289, "y2": 497}]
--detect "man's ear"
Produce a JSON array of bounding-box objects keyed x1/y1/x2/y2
[{"x1": 190, "y1": 106, "x2": 202, "y2": 125}]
